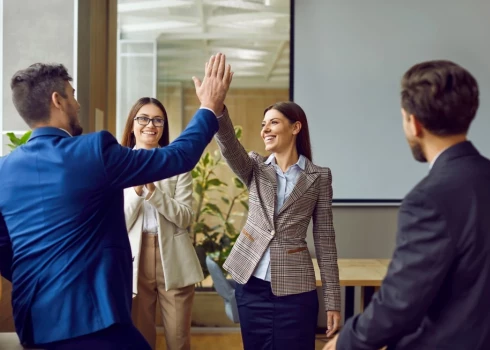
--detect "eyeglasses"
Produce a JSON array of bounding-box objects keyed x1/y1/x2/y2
[{"x1": 134, "y1": 116, "x2": 165, "y2": 127}]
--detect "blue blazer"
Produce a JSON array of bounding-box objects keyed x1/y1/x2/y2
[{"x1": 0, "y1": 108, "x2": 218, "y2": 345}]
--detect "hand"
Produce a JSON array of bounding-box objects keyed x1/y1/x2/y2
[
  {"x1": 326, "y1": 311, "x2": 341, "y2": 338},
  {"x1": 134, "y1": 185, "x2": 144, "y2": 196},
  {"x1": 192, "y1": 53, "x2": 233, "y2": 116},
  {"x1": 145, "y1": 183, "x2": 156, "y2": 199},
  {"x1": 323, "y1": 334, "x2": 338, "y2": 350}
]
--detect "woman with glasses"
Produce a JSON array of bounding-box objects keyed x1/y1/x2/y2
[{"x1": 121, "y1": 97, "x2": 203, "y2": 350}]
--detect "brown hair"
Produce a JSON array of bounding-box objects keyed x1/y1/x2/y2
[
  {"x1": 121, "y1": 97, "x2": 169, "y2": 148},
  {"x1": 264, "y1": 101, "x2": 312, "y2": 161},
  {"x1": 401, "y1": 60, "x2": 479, "y2": 136},
  {"x1": 11, "y1": 63, "x2": 72, "y2": 127}
]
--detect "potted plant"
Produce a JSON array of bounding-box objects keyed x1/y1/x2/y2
[
  {"x1": 190, "y1": 125, "x2": 249, "y2": 282},
  {"x1": 189, "y1": 126, "x2": 249, "y2": 327}
]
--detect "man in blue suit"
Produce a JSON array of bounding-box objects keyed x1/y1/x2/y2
[{"x1": 0, "y1": 54, "x2": 232, "y2": 349}]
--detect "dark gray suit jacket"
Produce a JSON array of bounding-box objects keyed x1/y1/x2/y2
[{"x1": 338, "y1": 141, "x2": 490, "y2": 350}]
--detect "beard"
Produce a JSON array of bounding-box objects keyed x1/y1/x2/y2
[
  {"x1": 409, "y1": 140, "x2": 427, "y2": 163},
  {"x1": 69, "y1": 114, "x2": 83, "y2": 136}
]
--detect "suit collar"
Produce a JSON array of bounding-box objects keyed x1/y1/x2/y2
[
  {"x1": 262, "y1": 154, "x2": 317, "y2": 175},
  {"x1": 28, "y1": 127, "x2": 72, "y2": 142},
  {"x1": 430, "y1": 141, "x2": 479, "y2": 172},
  {"x1": 264, "y1": 154, "x2": 306, "y2": 170}
]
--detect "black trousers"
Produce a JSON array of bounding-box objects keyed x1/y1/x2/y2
[
  {"x1": 236, "y1": 276, "x2": 319, "y2": 350},
  {"x1": 35, "y1": 323, "x2": 151, "y2": 350}
]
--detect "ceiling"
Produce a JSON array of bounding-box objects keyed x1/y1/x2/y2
[{"x1": 118, "y1": 0, "x2": 291, "y2": 88}]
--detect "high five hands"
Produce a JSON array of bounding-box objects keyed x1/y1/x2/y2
[{"x1": 192, "y1": 53, "x2": 233, "y2": 117}]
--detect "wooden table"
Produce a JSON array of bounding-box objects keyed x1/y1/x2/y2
[{"x1": 313, "y1": 259, "x2": 390, "y2": 320}]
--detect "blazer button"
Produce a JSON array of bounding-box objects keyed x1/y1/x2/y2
[{"x1": 271, "y1": 230, "x2": 275, "y2": 235}]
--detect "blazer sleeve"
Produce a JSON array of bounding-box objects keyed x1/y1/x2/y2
[
  {"x1": 146, "y1": 172, "x2": 194, "y2": 229},
  {"x1": 123, "y1": 188, "x2": 144, "y2": 230},
  {"x1": 99, "y1": 108, "x2": 218, "y2": 189},
  {"x1": 0, "y1": 213, "x2": 12, "y2": 282},
  {"x1": 312, "y1": 168, "x2": 341, "y2": 312},
  {"x1": 214, "y1": 108, "x2": 254, "y2": 187},
  {"x1": 337, "y1": 189, "x2": 454, "y2": 350}
]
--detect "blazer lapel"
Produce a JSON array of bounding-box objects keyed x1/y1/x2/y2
[
  {"x1": 259, "y1": 163, "x2": 278, "y2": 227},
  {"x1": 277, "y1": 160, "x2": 319, "y2": 216}
]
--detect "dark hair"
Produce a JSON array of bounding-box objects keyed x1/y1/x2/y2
[
  {"x1": 401, "y1": 60, "x2": 479, "y2": 136},
  {"x1": 264, "y1": 101, "x2": 312, "y2": 161},
  {"x1": 10, "y1": 63, "x2": 72, "y2": 127},
  {"x1": 121, "y1": 97, "x2": 169, "y2": 148}
]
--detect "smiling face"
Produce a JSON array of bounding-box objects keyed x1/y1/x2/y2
[
  {"x1": 260, "y1": 108, "x2": 300, "y2": 154},
  {"x1": 133, "y1": 103, "x2": 165, "y2": 149}
]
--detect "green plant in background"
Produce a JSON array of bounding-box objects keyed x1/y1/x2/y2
[
  {"x1": 191, "y1": 126, "x2": 249, "y2": 278},
  {"x1": 7, "y1": 131, "x2": 32, "y2": 151}
]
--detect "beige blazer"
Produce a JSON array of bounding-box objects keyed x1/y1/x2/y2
[
  {"x1": 215, "y1": 110, "x2": 341, "y2": 311},
  {"x1": 124, "y1": 172, "x2": 204, "y2": 294}
]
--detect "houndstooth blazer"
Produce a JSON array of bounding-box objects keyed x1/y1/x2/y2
[{"x1": 215, "y1": 110, "x2": 341, "y2": 311}]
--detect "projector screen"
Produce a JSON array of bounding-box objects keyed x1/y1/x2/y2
[{"x1": 293, "y1": 0, "x2": 490, "y2": 203}]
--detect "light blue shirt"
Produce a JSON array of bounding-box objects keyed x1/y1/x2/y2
[{"x1": 253, "y1": 154, "x2": 306, "y2": 281}]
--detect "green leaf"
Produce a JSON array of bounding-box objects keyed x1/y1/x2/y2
[
  {"x1": 203, "y1": 152, "x2": 210, "y2": 166},
  {"x1": 208, "y1": 178, "x2": 226, "y2": 187},
  {"x1": 234, "y1": 126, "x2": 242, "y2": 140},
  {"x1": 221, "y1": 197, "x2": 230, "y2": 205},
  {"x1": 191, "y1": 168, "x2": 199, "y2": 179},
  {"x1": 204, "y1": 203, "x2": 223, "y2": 218},
  {"x1": 240, "y1": 200, "x2": 249, "y2": 211},
  {"x1": 233, "y1": 177, "x2": 245, "y2": 189},
  {"x1": 19, "y1": 130, "x2": 32, "y2": 143},
  {"x1": 195, "y1": 182, "x2": 203, "y2": 196},
  {"x1": 225, "y1": 222, "x2": 237, "y2": 236},
  {"x1": 6, "y1": 132, "x2": 20, "y2": 144}
]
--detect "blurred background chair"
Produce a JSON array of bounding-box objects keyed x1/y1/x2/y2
[{"x1": 205, "y1": 256, "x2": 240, "y2": 324}]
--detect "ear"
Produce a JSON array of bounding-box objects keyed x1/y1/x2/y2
[
  {"x1": 411, "y1": 115, "x2": 424, "y2": 137},
  {"x1": 292, "y1": 121, "x2": 302, "y2": 135},
  {"x1": 51, "y1": 91, "x2": 63, "y2": 110}
]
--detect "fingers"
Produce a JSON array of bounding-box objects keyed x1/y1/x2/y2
[
  {"x1": 326, "y1": 313, "x2": 340, "y2": 338},
  {"x1": 326, "y1": 313, "x2": 333, "y2": 334},
  {"x1": 223, "y1": 63, "x2": 231, "y2": 83},
  {"x1": 192, "y1": 76, "x2": 202, "y2": 90},
  {"x1": 206, "y1": 56, "x2": 215, "y2": 77},
  {"x1": 211, "y1": 53, "x2": 221, "y2": 77},
  {"x1": 217, "y1": 53, "x2": 226, "y2": 79}
]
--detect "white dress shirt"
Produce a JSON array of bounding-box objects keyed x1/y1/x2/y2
[
  {"x1": 132, "y1": 145, "x2": 159, "y2": 234},
  {"x1": 253, "y1": 154, "x2": 306, "y2": 281}
]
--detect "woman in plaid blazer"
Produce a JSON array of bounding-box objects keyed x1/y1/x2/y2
[{"x1": 215, "y1": 101, "x2": 341, "y2": 350}]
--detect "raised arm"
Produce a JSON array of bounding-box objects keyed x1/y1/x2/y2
[
  {"x1": 0, "y1": 213, "x2": 12, "y2": 282},
  {"x1": 214, "y1": 111, "x2": 254, "y2": 187},
  {"x1": 312, "y1": 169, "x2": 341, "y2": 330},
  {"x1": 102, "y1": 54, "x2": 233, "y2": 189},
  {"x1": 146, "y1": 172, "x2": 194, "y2": 229}
]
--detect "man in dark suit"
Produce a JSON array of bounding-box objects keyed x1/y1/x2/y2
[
  {"x1": 0, "y1": 54, "x2": 232, "y2": 349},
  {"x1": 325, "y1": 60, "x2": 490, "y2": 349}
]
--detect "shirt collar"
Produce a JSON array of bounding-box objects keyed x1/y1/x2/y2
[
  {"x1": 265, "y1": 154, "x2": 306, "y2": 170},
  {"x1": 58, "y1": 128, "x2": 73, "y2": 137}
]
